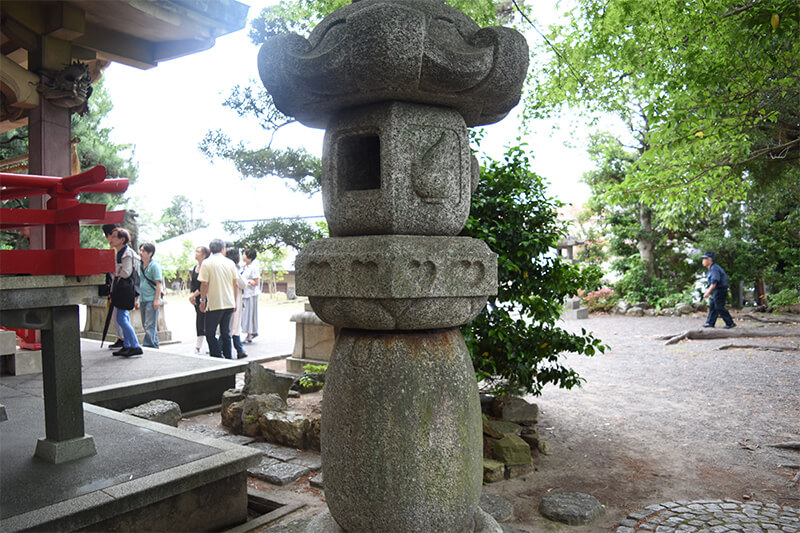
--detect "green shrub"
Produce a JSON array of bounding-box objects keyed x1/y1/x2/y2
[
  {"x1": 578, "y1": 288, "x2": 619, "y2": 312},
  {"x1": 767, "y1": 289, "x2": 800, "y2": 311}
]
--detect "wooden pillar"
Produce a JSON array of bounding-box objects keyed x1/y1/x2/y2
[{"x1": 27, "y1": 35, "x2": 73, "y2": 250}]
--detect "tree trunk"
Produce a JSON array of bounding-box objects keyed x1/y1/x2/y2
[
  {"x1": 637, "y1": 204, "x2": 656, "y2": 277},
  {"x1": 656, "y1": 326, "x2": 800, "y2": 345}
]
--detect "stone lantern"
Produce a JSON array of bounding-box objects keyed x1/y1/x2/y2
[{"x1": 258, "y1": 1, "x2": 528, "y2": 531}]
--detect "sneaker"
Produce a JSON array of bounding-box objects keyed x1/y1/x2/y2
[
  {"x1": 237, "y1": 352, "x2": 248, "y2": 359},
  {"x1": 109, "y1": 339, "x2": 124, "y2": 349},
  {"x1": 123, "y1": 347, "x2": 143, "y2": 356},
  {"x1": 113, "y1": 347, "x2": 128, "y2": 356},
  {"x1": 723, "y1": 323, "x2": 736, "y2": 329},
  {"x1": 702, "y1": 324, "x2": 714, "y2": 328}
]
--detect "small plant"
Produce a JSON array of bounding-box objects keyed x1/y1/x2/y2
[{"x1": 298, "y1": 363, "x2": 328, "y2": 392}]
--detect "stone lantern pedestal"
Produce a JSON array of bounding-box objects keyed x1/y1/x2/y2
[{"x1": 258, "y1": 1, "x2": 528, "y2": 531}]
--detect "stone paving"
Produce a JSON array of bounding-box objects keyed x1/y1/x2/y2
[{"x1": 616, "y1": 500, "x2": 800, "y2": 532}]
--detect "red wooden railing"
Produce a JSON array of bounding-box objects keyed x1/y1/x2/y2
[{"x1": 0, "y1": 165, "x2": 129, "y2": 275}]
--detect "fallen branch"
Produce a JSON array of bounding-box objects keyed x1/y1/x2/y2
[
  {"x1": 656, "y1": 326, "x2": 800, "y2": 345},
  {"x1": 716, "y1": 343, "x2": 799, "y2": 352},
  {"x1": 791, "y1": 470, "x2": 800, "y2": 488},
  {"x1": 767, "y1": 442, "x2": 800, "y2": 451},
  {"x1": 741, "y1": 312, "x2": 800, "y2": 325}
]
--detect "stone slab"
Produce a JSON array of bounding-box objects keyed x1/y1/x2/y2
[
  {"x1": 480, "y1": 494, "x2": 514, "y2": 522},
  {"x1": 2, "y1": 349, "x2": 42, "y2": 375},
  {"x1": 0, "y1": 330, "x2": 15, "y2": 355},
  {"x1": 539, "y1": 492, "x2": 604, "y2": 526},
  {"x1": 248, "y1": 457, "x2": 310, "y2": 486},
  {"x1": 181, "y1": 424, "x2": 254, "y2": 446},
  {"x1": 290, "y1": 453, "x2": 322, "y2": 471}
]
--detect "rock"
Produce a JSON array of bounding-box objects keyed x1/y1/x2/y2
[
  {"x1": 539, "y1": 492, "x2": 604, "y2": 525},
  {"x1": 662, "y1": 308, "x2": 679, "y2": 316},
  {"x1": 479, "y1": 493, "x2": 514, "y2": 522},
  {"x1": 505, "y1": 462, "x2": 534, "y2": 479},
  {"x1": 675, "y1": 302, "x2": 693, "y2": 314},
  {"x1": 692, "y1": 301, "x2": 708, "y2": 312},
  {"x1": 309, "y1": 472, "x2": 324, "y2": 489},
  {"x1": 248, "y1": 457, "x2": 310, "y2": 486},
  {"x1": 519, "y1": 428, "x2": 540, "y2": 449},
  {"x1": 221, "y1": 388, "x2": 245, "y2": 410},
  {"x1": 645, "y1": 308, "x2": 659, "y2": 316},
  {"x1": 260, "y1": 411, "x2": 311, "y2": 449},
  {"x1": 244, "y1": 363, "x2": 295, "y2": 402},
  {"x1": 537, "y1": 439, "x2": 552, "y2": 455},
  {"x1": 122, "y1": 399, "x2": 181, "y2": 427},
  {"x1": 493, "y1": 396, "x2": 538, "y2": 425},
  {"x1": 636, "y1": 301, "x2": 650, "y2": 310},
  {"x1": 483, "y1": 458, "x2": 505, "y2": 483},
  {"x1": 493, "y1": 435, "x2": 531, "y2": 466},
  {"x1": 483, "y1": 418, "x2": 522, "y2": 438},
  {"x1": 306, "y1": 415, "x2": 321, "y2": 451},
  {"x1": 615, "y1": 300, "x2": 631, "y2": 314},
  {"x1": 221, "y1": 399, "x2": 244, "y2": 433},
  {"x1": 500, "y1": 525, "x2": 527, "y2": 533},
  {"x1": 625, "y1": 307, "x2": 644, "y2": 317},
  {"x1": 242, "y1": 394, "x2": 286, "y2": 437}
]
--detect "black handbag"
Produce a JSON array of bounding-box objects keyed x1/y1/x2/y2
[{"x1": 111, "y1": 276, "x2": 136, "y2": 310}]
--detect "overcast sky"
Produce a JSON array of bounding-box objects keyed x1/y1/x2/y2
[{"x1": 101, "y1": 0, "x2": 594, "y2": 242}]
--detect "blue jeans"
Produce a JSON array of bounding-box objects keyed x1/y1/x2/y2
[
  {"x1": 140, "y1": 301, "x2": 159, "y2": 348},
  {"x1": 115, "y1": 308, "x2": 140, "y2": 348},
  {"x1": 205, "y1": 308, "x2": 233, "y2": 358},
  {"x1": 706, "y1": 286, "x2": 734, "y2": 327}
]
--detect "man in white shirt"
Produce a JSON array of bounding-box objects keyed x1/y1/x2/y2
[{"x1": 198, "y1": 239, "x2": 239, "y2": 358}]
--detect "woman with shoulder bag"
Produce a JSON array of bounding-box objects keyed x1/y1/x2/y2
[{"x1": 109, "y1": 228, "x2": 143, "y2": 357}]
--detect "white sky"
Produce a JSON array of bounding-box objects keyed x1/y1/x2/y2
[{"x1": 101, "y1": 0, "x2": 595, "y2": 242}]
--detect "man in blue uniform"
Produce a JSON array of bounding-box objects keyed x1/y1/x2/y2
[{"x1": 702, "y1": 251, "x2": 735, "y2": 329}]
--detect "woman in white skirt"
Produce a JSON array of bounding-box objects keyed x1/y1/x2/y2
[{"x1": 241, "y1": 249, "x2": 261, "y2": 343}]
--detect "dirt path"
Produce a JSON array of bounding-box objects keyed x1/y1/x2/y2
[
  {"x1": 487, "y1": 314, "x2": 800, "y2": 531},
  {"x1": 185, "y1": 314, "x2": 800, "y2": 531}
]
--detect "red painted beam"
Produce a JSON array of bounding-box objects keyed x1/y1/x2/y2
[{"x1": 0, "y1": 249, "x2": 115, "y2": 275}]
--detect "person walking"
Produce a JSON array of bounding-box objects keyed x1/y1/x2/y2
[
  {"x1": 188, "y1": 246, "x2": 210, "y2": 354},
  {"x1": 137, "y1": 242, "x2": 163, "y2": 349},
  {"x1": 103, "y1": 223, "x2": 126, "y2": 350},
  {"x1": 109, "y1": 227, "x2": 143, "y2": 356},
  {"x1": 241, "y1": 249, "x2": 261, "y2": 343},
  {"x1": 198, "y1": 239, "x2": 238, "y2": 359},
  {"x1": 702, "y1": 251, "x2": 736, "y2": 329},
  {"x1": 226, "y1": 246, "x2": 248, "y2": 359}
]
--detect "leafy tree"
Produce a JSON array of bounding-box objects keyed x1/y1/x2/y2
[
  {"x1": 462, "y1": 145, "x2": 606, "y2": 395},
  {"x1": 158, "y1": 239, "x2": 196, "y2": 289},
  {"x1": 223, "y1": 218, "x2": 327, "y2": 254},
  {"x1": 528, "y1": 0, "x2": 799, "y2": 219},
  {"x1": 157, "y1": 194, "x2": 207, "y2": 241}
]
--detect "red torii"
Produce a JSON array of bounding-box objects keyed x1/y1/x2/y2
[{"x1": 0, "y1": 165, "x2": 128, "y2": 276}]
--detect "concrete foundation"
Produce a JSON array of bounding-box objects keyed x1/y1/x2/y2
[{"x1": 0, "y1": 387, "x2": 260, "y2": 532}]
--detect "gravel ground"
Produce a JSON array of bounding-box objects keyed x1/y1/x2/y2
[{"x1": 486, "y1": 314, "x2": 800, "y2": 531}]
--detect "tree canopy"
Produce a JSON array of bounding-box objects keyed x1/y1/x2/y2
[{"x1": 528, "y1": 0, "x2": 799, "y2": 219}]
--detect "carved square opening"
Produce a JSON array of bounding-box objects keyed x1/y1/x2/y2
[{"x1": 338, "y1": 134, "x2": 381, "y2": 191}]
